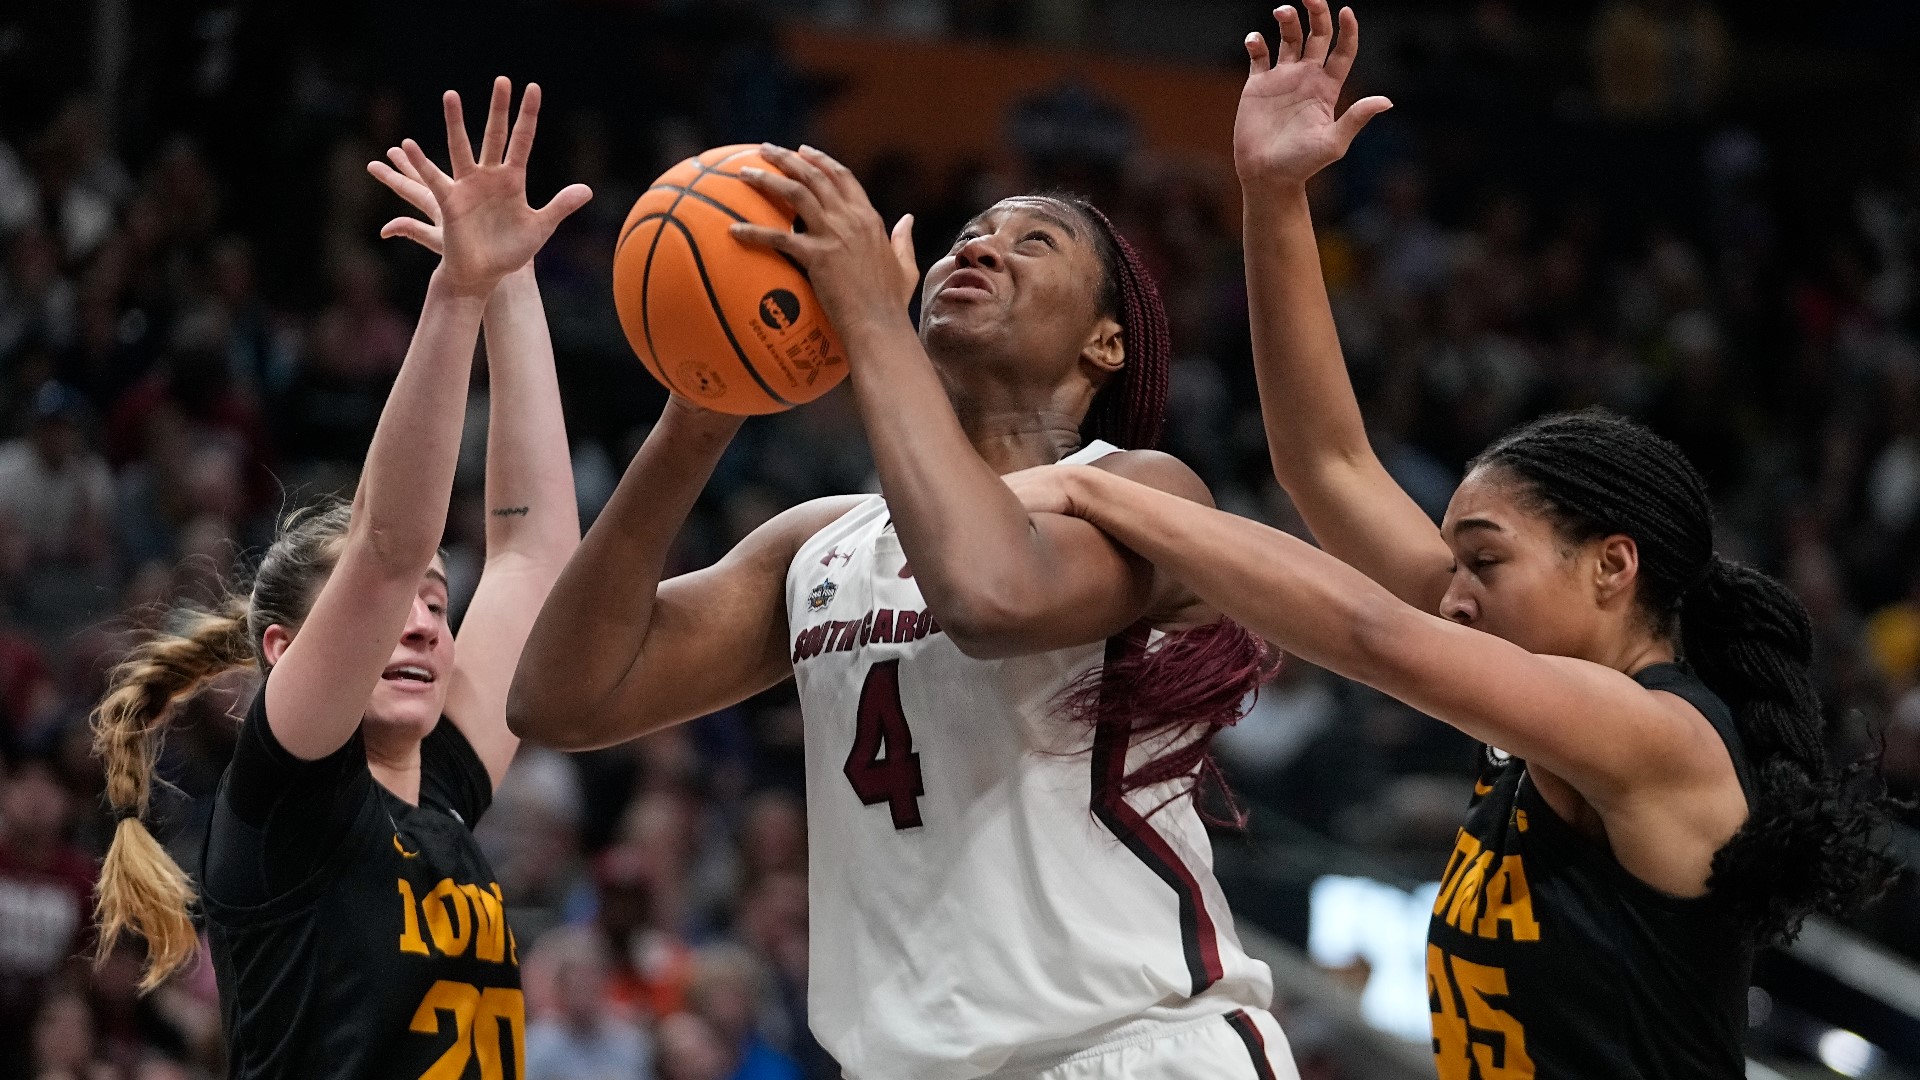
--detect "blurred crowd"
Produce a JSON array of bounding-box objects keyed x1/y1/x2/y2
[{"x1": 1, "y1": 0, "x2": 1917, "y2": 1077}]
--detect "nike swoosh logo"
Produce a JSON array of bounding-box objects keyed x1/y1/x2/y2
[
  {"x1": 393, "y1": 834, "x2": 419, "y2": 858},
  {"x1": 1474, "y1": 779, "x2": 1494, "y2": 797}
]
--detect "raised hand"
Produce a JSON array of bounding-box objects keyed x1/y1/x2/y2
[
  {"x1": 1235, "y1": 1, "x2": 1391, "y2": 191},
  {"x1": 367, "y1": 78, "x2": 592, "y2": 295},
  {"x1": 369, "y1": 146, "x2": 445, "y2": 254},
  {"x1": 727, "y1": 144, "x2": 920, "y2": 328}
]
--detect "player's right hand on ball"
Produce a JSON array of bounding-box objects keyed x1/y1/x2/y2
[
  {"x1": 1234, "y1": 0, "x2": 1391, "y2": 192},
  {"x1": 366, "y1": 77, "x2": 592, "y2": 295}
]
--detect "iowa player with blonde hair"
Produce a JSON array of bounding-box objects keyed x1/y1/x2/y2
[{"x1": 89, "y1": 79, "x2": 589, "y2": 1077}]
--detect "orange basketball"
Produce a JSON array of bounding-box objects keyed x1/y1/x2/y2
[{"x1": 612, "y1": 145, "x2": 847, "y2": 415}]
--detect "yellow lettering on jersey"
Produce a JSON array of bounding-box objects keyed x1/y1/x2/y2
[
  {"x1": 461, "y1": 884, "x2": 507, "y2": 963},
  {"x1": 1476, "y1": 856, "x2": 1541, "y2": 942},
  {"x1": 474, "y1": 987, "x2": 526, "y2": 1080},
  {"x1": 422, "y1": 878, "x2": 473, "y2": 958},
  {"x1": 1432, "y1": 830, "x2": 1483, "y2": 917},
  {"x1": 410, "y1": 979, "x2": 478, "y2": 1080},
  {"x1": 1429, "y1": 945, "x2": 1534, "y2": 1080},
  {"x1": 1445, "y1": 850, "x2": 1496, "y2": 934},
  {"x1": 492, "y1": 884, "x2": 519, "y2": 966},
  {"x1": 396, "y1": 879, "x2": 430, "y2": 956},
  {"x1": 1452, "y1": 954, "x2": 1535, "y2": 1078},
  {"x1": 1427, "y1": 945, "x2": 1472, "y2": 1080}
]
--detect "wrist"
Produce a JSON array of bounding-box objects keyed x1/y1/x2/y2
[
  {"x1": 661, "y1": 395, "x2": 748, "y2": 440},
  {"x1": 1239, "y1": 176, "x2": 1313, "y2": 210},
  {"x1": 838, "y1": 305, "x2": 918, "y2": 353},
  {"x1": 1065, "y1": 466, "x2": 1107, "y2": 519},
  {"x1": 431, "y1": 264, "x2": 500, "y2": 304},
  {"x1": 428, "y1": 266, "x2": 496, "y2": 309}
]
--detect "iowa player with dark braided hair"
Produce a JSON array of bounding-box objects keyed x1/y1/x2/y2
[
  {"x1": 1003, "y1": 4, "x2": 1902, "y2": 1079},
  {"x1": 513, "y1": 157, "x2": 1297, "y2": 1077}
]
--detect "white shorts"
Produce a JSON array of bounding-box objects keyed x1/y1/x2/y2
[{"x1": 985, "y1": 1010, "x2": 1298, "y2": 1080}]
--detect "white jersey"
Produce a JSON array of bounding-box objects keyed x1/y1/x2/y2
[{"x1": 786, "y1": 442, "x2": 1273, "y2": 1080}]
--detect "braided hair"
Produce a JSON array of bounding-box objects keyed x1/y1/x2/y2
[
  {"x1": 1041, "y1": 196, "x2": 1273, "y2": 823},
  {"x1": 92, "y1": 499, "x2": 355, "y2": 989},
  {"x1": 1474, "y1": 408, "x2": 1901, "y2": 943}
]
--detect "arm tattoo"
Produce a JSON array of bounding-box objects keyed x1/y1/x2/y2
[{"x1": 491, "y1": 506, "x2": 530, "y2": 517}]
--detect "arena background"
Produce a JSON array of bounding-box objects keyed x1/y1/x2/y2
[{"x1": 1, "y1": 1, "x2": 1918, "y2": 1077}]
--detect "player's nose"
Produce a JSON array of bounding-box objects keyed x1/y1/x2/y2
[
  {"x1": 400, "y1": 595, "x2": 440, "y2": 643},
  {"x1": 954, "y1": 233, "x2": 1002, "y2": 272}
]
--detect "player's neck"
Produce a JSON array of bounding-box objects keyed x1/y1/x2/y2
[
  {"x1": 364, "y1": 728, "x2": 425, "y2": 804},
  {"x1": 944, "y1": 370, "x2": 1095, "y2": 474},
  {"x1": 952, "y1": 407, "x2": 1086, "y2": 474}
]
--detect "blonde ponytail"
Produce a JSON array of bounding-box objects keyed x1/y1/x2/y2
[{"x1": 92, "y1": 594, "x2": 255, "y2": 990}]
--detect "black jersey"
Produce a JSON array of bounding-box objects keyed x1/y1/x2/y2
[
  {"x1": 1425, "y1": 663, "x2": 1754, "y2": 1080},
  {"x1": 201, "y1": 692, "x2": 522, "y2": 1080}
]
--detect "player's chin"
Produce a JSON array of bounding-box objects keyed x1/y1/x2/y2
[
  {"x1": 364, "y1": 684, "x2": 447, "y2": 738},
  {"x1": 920, "y1": 306, "x2": 1003, "y2": 353}
]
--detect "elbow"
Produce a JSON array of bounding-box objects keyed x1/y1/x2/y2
[
  {"x1": 504, "y1": 674, "x2": 585, "y2": 749},
  {"x1": 930, "y1": 590, "x2": 1039, "y2": 661},
  {"x1": 353, "y1": 515, "x2": 441, "y2": 580}
]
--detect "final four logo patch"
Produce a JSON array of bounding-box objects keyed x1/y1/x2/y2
[{"x1": 808, "y1": 580, "x2": 838, "y2": 612}]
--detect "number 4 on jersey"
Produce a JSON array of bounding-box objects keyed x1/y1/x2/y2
[{"x1": 845, "y1": 660, "x2": 926, "y2": 829}]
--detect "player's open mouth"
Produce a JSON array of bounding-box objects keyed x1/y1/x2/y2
[
  {"x1": 936, "y1": 269, "x2": 995, "y2": 301},
  {"x1": 381, "y1": 665, "x2": 436, "y2": 685}
]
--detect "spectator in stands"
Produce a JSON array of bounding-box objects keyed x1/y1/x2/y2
[
  {"x1": 525, "y1": 926, "x2": 654, "y2": 1080},
  {"x1": 27, "y1": 986, "x2": 114, "y2": 1080},
  {"x1": 0, "y1": 748, "x2": 95, "y2": 1074},
  {"x1": 686, "y1": 944, "x2": 799, "y2": 1080},
  {"x1": 656, "y1": 1012, "x2": 732, "y2": 1080},
  {"x1": 0, "y1": 381, "x2": 113, "y2": 595},
  {"x1": 593, "y1": 843, "x2": 696, "y2": 1021}
]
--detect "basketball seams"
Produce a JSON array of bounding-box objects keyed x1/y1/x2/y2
[
  {"x1": 614, "y1": 145, "x2": 837, "y2": 413},
  {"x1": 659, "y1": 215, "x2": 797, "y2": 409}
]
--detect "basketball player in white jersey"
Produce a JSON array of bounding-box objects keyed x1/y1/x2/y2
[{"x1": 512, "y1": 154, "x2": 1293, "y2": 1078}]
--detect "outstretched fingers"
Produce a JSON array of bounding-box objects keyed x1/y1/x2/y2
[
  {"x1": 1325, "y1": 6, "x2": 1362, "y2": 83},
  {"x1": 442, "y1": 92, "x2": 475, "y2": 178},
  {"x1": 1245, "y1": 30, "x2": 1271, "y2": 75},
  {"x1": 505, "y1": 82, "x2": 543, "y2": 169},
  {"x1": 1335, "y1": 95, "x2": 1393, "y2": 146},
  {"x1": 479, "y1": 76, "x2": 513, "y2": 167},
  {"x1": 1276, "y1": 6, "x2": 1303, "y2": 61},
  {"x1": 1303, "y1": 0, "x2": 1335, "y2": 63},
  {"x1": 368, "y1": 157, "x2": 437, "y2": 220},
  {"x1": 534, "y1": 182, "x2": 594, "y2": 229},
  {"x1": 380, "y1": 216, "x2": 440, "y2": 250},
  {"x1": 400, "y1": 138, "x2": 454, "y2": 202}
]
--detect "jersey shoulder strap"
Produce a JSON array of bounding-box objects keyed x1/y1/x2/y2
[
  {"x1": 1633, "y1": 661, "x2": 1754, "y2": 800},
  {"x1": 1063, "y1": 439, "x2": 1123, "y2": 466}
]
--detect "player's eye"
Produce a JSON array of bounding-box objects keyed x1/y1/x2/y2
[{"x1": 1020, "y1": 231, "x2": 1058, "y2": 249}]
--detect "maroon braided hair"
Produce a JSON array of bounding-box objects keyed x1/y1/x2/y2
[
  {"x1": 1069, "y1": 200, "x2": 1170, "y2": 451},
  {"x1": 1046, "y1": 195, "x2": 1276, "y2": 825}
]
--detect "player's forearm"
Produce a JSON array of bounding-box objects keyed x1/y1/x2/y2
[
  {"x1": 840, "y1": 316, "x2": 1066, "y2": 640},
  {"x1": 480, "y1": 265, "x2": 580, "y2": 565},
  {"x1": 507, "y1": 399, "x2": 742, "y2": 740},
  {"x1": 1066, "y1": 466, "x2": 1389, "y2": 677},
  {"x1": 1243, "y1": 185, "x2": 1379, "y2": 484},
  {"x1": 354, "y1": 268, "x2": 487, "y2": 574}
]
